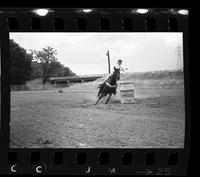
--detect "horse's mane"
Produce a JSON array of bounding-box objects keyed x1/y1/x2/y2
[
  {"x1": 98, "y1": 69, "x2": 119, "y2": 89},
  {"x1": 107, "y1": 73, "x2": 114, "y2": 82}
]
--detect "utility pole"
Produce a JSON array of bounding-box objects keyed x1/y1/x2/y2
[{"x1": 106, "y1": 50, "x2": 111, "y2": 74}]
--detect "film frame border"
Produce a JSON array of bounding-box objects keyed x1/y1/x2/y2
[{"x1": 0, "y1": 8, "x2": 190, "y2": 175}]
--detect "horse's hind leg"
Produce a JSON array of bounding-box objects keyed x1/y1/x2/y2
[
  {"x1": 95, "y1": 94, "x2": 104, "y2": 105},
  {"x1": 105, "y1": 93, "x2": 112, "y2": 104}
]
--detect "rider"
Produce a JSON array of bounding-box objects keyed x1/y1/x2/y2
[{"x1": 102, "y1": 59, "x2": 127, "y2": 84}]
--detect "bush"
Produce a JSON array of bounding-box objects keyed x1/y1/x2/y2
[
  {"x1": 11, "y1": 85, "x2": 31, "y2": 91},
  {"x1": 11, "y1": 78, "x2": 55, "y2": 91}
]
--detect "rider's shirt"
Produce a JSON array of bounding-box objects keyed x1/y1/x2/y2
[{"x1": 114, "y1": 64, "x2": 125, "y2": 74}]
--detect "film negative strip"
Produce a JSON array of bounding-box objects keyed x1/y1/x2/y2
[{"x1": 0, "y1": 8, "x2": 190, "y2": 175}]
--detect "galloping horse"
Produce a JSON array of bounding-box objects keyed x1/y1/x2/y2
[{"x1": 95, "y1": 67, "x2": 120, "y2": 104}]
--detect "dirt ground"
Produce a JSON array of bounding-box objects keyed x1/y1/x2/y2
[{"x1": 10, "y1": 83, "x2": 185, "y2": 148}]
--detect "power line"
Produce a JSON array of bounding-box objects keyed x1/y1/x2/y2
[{"x1": 176, "y1": 46, "x2": 183, "y2": 70}]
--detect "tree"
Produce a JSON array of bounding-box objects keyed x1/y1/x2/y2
[
  {"x1": 30, "y1": 47, "x2": 76, "y2": 84},
  {"x1": 48, "y1": 61, "x2": 76, "y2": 77},
  {"x1": 10, "y1": 39, "x2": 32, "y2": 84},
  {"x1": 30, "y1": 61, "x2": 43, "y2": 80},
  {"x1": 30, "y1": 47, "x2": 58, "y2": 85},
  {"x1": 63, "y1": 66, "x2": 76, "y2": 77}
]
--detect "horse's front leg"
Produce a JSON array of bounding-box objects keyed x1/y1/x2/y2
[{"x1": 105, "y1": 93, "x2": 112, "y2": 104}]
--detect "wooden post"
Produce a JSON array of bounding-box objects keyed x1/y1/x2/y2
[{"x1": 106, "y1": 50, "x2": 111, "y2": 74}]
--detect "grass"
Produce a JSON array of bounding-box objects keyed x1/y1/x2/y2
[
  {"x1": 95, "y1": 70, "x2": 184, "y2": 89},
  {"x1": 11, "y1": 70, "x2": 184, "y2": 91},
  {"x1": 128, "y1": 79, "x2": 184, "y2": 89}
]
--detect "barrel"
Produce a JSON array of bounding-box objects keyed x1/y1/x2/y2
[{"x1": 119, "y1": 81, "x2": 135, "y2": 103}]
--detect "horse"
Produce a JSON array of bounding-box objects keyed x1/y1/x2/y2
[{"x1": 95, "y1": 67, "x2": 120, "y2": 104}]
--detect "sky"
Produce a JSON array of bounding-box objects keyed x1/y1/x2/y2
[{"x1": 9, "y1": 32, "x2": 183, "y2": 75}]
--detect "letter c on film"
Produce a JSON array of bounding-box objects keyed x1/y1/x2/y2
[
  {"x1": 11, "y1": 165, "x2": 17, "y2": 173},
  {"x1": 36, "y1": 166, "x2": 42, "y2": 173}
]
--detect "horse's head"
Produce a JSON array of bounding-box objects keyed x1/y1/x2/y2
[{"x1": 113, "y1": 67, "x2": 120, "y2": 81}]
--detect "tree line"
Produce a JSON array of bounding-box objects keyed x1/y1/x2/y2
[{"x1": 10, "y1": 39, "x2": 76, "y2": 85}]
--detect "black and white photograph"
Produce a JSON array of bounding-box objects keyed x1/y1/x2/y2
[{"x1": 9, "y1": 32, "x2": 185, "y2": 148}]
